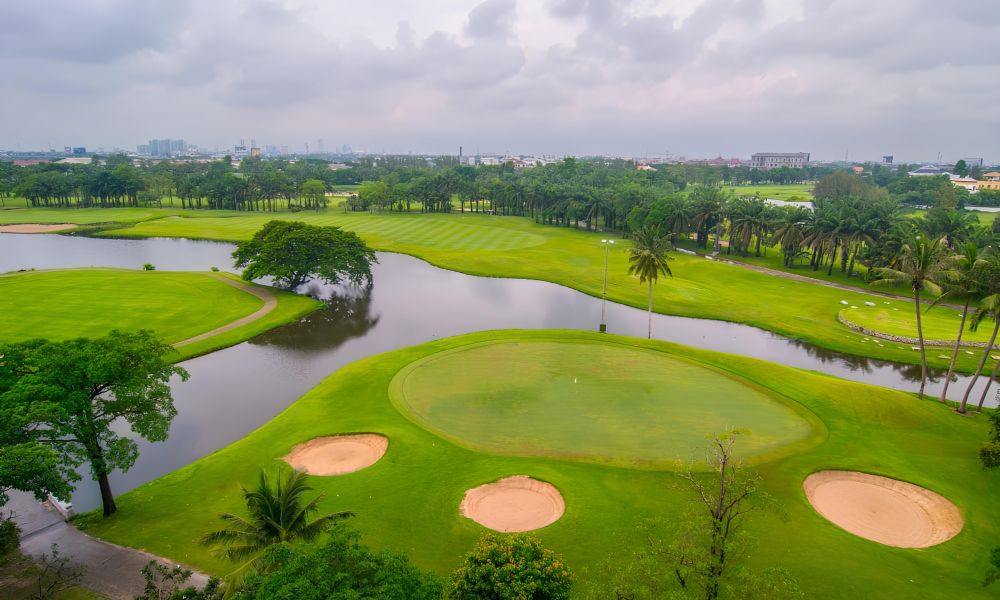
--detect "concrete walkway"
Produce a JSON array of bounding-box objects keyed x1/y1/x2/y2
[
  {"x1": 174, "y1": 275, "x2": 278, "y2": 348},
  {"x1": 9, "y1": 491, "x2": 210, "y2": 600}
]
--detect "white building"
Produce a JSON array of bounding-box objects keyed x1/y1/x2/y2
[{"x1": 750, "y1": 152, "x2": 810, "y2": 169}]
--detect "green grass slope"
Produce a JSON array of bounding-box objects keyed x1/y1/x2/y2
[{"x1": 77, "y1": 330, "x2": 999, "y2": 599}]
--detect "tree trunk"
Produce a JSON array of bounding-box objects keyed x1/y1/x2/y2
[
  {"x1": 647, "y1": 282, "x2": 654, "y2": 339},
  {"x1": 976, "y1": 358, "x2": 1000, "y2": 411},
  {"x1": 960, "y1": 318, "x2": 1000, "y2": 411},
  {"x1": 913, "y1": 286, "x2": 928, "y2": 399},
  {"x1": 98, "y1": 472, "x2": 117, "y2": 516},
  {"x1": 942, "y1": 297, "x2": 970, "y2": 407}
]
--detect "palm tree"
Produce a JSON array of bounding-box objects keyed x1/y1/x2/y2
[
  {"x1": 873, "y1": 235, "x2": 953, "y2": 399},
  {"x1": 934, "y1": 243, "x2": 985, "y2": 407},
  {"x1": 201, "y1": 468, "x2": 353, "y2": 588},
  {"x1": 961, "y1": 290, "x2": 1000, "y2": 412},
  {"x1": 628, "y1": 226, "x2": 673, "y2": 339}
]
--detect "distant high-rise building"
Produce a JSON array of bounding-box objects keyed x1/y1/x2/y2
[
  {"x1": 750, "y1": 152, "x2": 810, "y2": 169},
  {"x1": 882, "y1": 155, "x2": 894, "y2": 165},
  {"x1": 317, "y1": 138, "x2": 324, "y2": 153},
  {"x1": 962, "y1": 157, "x2": 984, "y2": 169},
  {"x1": 281, "y1": 145, "x2": 289, "y2": 155},
  {"x1": 146, "y1": 139, "x2": 187, "y2": 156},
  {"x1": 72, "y1": 147, "x2": 86, "y2": 155}
]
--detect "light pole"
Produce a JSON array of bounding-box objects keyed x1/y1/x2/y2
[{"x1": 600, "y1": 239, "x2": 614, "y2": 332}]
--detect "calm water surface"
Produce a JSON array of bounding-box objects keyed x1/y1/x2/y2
[{"x1": 0, "y1": 233, "x2": 993, "y2": 511}]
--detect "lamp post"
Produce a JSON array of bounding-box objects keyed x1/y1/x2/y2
[{"x1": 600, "y1": 239, "x2": 614, "y2": 332}]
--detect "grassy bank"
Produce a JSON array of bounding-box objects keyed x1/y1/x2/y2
[
  {"x1": 76, "y1": 329, "x2": 999, "y2": 598},
  {"x1": 0, "y1": 268, "x2": 320, "y2": 361}
]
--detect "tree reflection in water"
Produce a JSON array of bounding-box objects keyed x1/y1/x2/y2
[{"x1": 250, "y1": 284, "x2": 380, "y2": 353}]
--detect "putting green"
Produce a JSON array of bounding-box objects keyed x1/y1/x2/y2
[{"x1": 390, "y1": 339, "x2": 817, "y2": 467}]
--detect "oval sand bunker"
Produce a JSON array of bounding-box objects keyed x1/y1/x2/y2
[
  {"x1": 284, "y1": 434, "x2": 388, "y2": 476},
  {"x1": 803, "y1": 471, "x2": 962, "y2": 548},
  {"x1": 460, "y1": 476, "x2": 565, "y2": 532}
]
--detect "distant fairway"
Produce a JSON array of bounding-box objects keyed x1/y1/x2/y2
[
  {"x1": 390, "y1": 340, "x2": 815, "y2": 467},
  {"x1": 123, "y1": 213, "x2": 547, "y2": 252},
  {"x1": 727, "y1": 183, "x2": 814, "y2": 200},
  {"x1": 841, "y1": 303, "x2": 996, "y2": 344}
]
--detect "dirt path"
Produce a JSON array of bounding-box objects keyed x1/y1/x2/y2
[
  {"x1": 174, "y1": 275, "x2": 278, "y2": 348},
  {"x1": 9, "y1": 491, "x2": 210, "y2": 599}
]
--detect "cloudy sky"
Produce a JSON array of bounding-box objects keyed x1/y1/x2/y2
[{"x1": 2, "y1": 0, "x2": 998, "y2": 162}]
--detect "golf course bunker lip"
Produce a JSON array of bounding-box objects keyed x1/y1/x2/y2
[
  {"x1": 0, "y1": 223, "x2": 76, "y2": 233},
  {"x1": 460, "y1": 476, "x2": 565, "y2": 532},
  {"x1": 283, "y1": 434, "x2": 388, "y2": 476},
  {"x1": 803, "y1": 471, "x2": 963, "y2": 548}
]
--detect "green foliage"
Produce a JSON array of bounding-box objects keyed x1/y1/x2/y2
[
  {"x1": 201, "y1": 469, "x2": 353, "y2": 586},
  {"x1": 136, "y1": 560, "x2": 222, "y2": 600},
  {"x1": 33, "y1": 543, "x2": 86, "y2": 600},
  {"x1": 449, "y1": 533, "x2": 572, "y2": 600},
  {"x1": 982, "y1": 412, "x2": 1000, "y2": 470},
  {"x1": 0, "y1": 518, "x2": 20, "y2": 557},
  {"x1": 955, "y1": 160, "x2": 969, "y2": 177},
  {"x1": 0, "y1": 331, "x2": 188, "y2": 515},
  {"x1": 143, "y1": 263, "x2": 156, "y2": 271},
  {"x1": 239, "y1": 527, "x2": 442, "y2": 599},
  {"x1": 985, "y1": 546, "x2": 1000, "y2": 587},
  {"x1": 232, "y1": 220, "x2": 376, "y2": 289}
]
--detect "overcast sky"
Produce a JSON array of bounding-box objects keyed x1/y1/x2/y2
[{"x1": 2, "y1": 0, "x2": 998, "y2": 162}]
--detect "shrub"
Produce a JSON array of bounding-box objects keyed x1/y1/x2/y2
[
  {"x1": 0, "y1": 518, "x2": 20, "y2": 557},
  {"x1": 449, "y1": 533, "x2": 572, "y2": 600},
  {"x1": 143, "y1": 263, "x2": 156, "y2": 271}
]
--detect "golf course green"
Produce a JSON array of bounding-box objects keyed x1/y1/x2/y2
[
  {"x1": 76, "y1": 330, "x2": 999, "y2": 598},
  {"x1": 0, "y1": 268, "x2": 320, "y2": 360},
  {"x1": 390, "y1": 340, "x2": 817, "y2": 467}
]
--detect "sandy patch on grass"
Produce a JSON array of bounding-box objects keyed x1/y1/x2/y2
[
  {"x1": 0, "y1": 223, "x2": 75, "y2": 233},
  {"x1": 803, "y1": 470, "x2": 962, "y2": 548},
  {"x1": 460, "y1": 476, "x2": 565, "y2": 532},
  {"x1": 283, "y1": 434, "x2": 388, "y2": 476}
]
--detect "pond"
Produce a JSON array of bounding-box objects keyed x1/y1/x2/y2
[{"x1": 0, "y1": 233, "x2": 992, "y2": 511}]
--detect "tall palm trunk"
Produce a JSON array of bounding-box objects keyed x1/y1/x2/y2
[
  {"x1": 976, "y1": 358, "x2": 1000, "y2": 411},
  {"x1": 647, "y1": 281, "x2": 653, "y2": 339},
  {"x1": 913, "y1": 285, "x2": 929, "y2": 399},
  {"x1": 961, "y1": 319, "x2": 1000, "y2": 412},
  {"x1": 941, "y1": 297, "x2": 971, "y2": 406}
]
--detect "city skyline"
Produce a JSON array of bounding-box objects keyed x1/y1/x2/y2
[{"x1": 2, "y1": 1, "x2": 998, "y2": 162}]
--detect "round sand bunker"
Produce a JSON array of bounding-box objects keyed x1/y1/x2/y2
[
  {"x1": 460, "y1": 476, "x2": 564, "y2": 532},
  {"x1": 803, "y1": 471, "x2": 962, "y2": 548},
  {"x1": 283, "y1": 434, "x2": 388, "y2": 476}
]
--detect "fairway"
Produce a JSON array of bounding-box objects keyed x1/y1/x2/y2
[
  {"x1": 390, "y1": 340, "x2": 814, "y2": 467},
  {"x1": 0, "y1": 268, "x2": 321, "y2": 359},
  {"x1": 841, "y1": 303, "x2": 995, "y2": 344}
]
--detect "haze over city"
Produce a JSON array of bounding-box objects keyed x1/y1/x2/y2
[{"x1": 2, "y1": 0, "x2": 998, "y2": 162}]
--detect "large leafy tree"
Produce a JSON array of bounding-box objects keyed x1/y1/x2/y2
[
  {"x1": 873, "y1": 235, "x2": 953, "y2": 399},
  {"x1": 201, "y1": 469, "x2": 353, "y2": 587},
  {"x1": 449, "y1": 533, "x2": 572, "y2": 600},
  {"x1": 0, "y1": 331, "x2": 187, "y2": 516},
  {"x1": 238, "y1": 527, "x2": 442, "y2": 600},
  {"x1": 628, "y1": 226, "x2": 674, "y2": 339},
  {"x1": 232, "y1": 220, "x2": 377, "y2": 290}
]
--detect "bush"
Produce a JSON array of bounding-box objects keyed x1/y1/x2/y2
[
  {"x1": 449, "y1": 533, "x2": 572, "y2": 600},
  {"x1": 983, "y1": 412, "x2": 1000, "y2": 470},
  {"x1": 143, "y1": 263, "x2": 156, "y2": 271},
  {"x1": 210, "y1": 266, "x2": 220, "y2": 272},
  {"x1": 0, "y1": 518, "x2": 20, "y2": 557}
]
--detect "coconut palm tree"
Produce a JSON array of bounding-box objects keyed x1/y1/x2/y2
[
  {"x1": 628, "y1": 226, "x2": 673, "y2": 339},
  {"x1": 961, "y1": 289, "x2": 1000, "y2": 412},
  {"x1": 934, "y1": 243, "x2": 986, "y2": 406},
  {"x1": 873, "y1": 235, "x2": 954, "y2": 399},
  {"x1": 201, "y1": 468, "x2": 353, "y2": 590}
]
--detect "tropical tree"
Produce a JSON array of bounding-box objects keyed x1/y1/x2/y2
[
  {"x1": 449, "y1": 534, "x2": 571, "y2": 600},
  {"x1": 628, "y1": 227, "x2": 673, "y2": 339},
  {"x1": 873, "y1": 235, "x2": 953, "y2": 399},
  {"x1": 961, "y1": 272, "x2": 1000, "y2": 412},
  {"x1": 934, "y1": 243, "x2": 985, "y2": 406},
  {"x1": 201, "y1": 469, "x2": 353, "y2": 588}
]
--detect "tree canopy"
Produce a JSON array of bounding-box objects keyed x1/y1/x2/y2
[
  {"x1": 232, "y1": 221, "x2": 377, "y2": 290},
  {"x1": 449, "y1": 533, "x2": 572, "y2": 600}
]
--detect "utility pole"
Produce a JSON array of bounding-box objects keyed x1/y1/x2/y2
[{"x1": 600, "y1": 239, "x2": 615, "y2": 332}]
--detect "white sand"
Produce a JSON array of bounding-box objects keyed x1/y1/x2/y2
[
  {"x1": 803, "y1": 470, "x2": 963, "y2": 548},
  {"x1": 283, "y1": 434, "x2": 388, "y2": 476},
  {"x1": 460, "y1": 476, "x2": 565, "y2": 532},
  {"x1": 0, "y1": 223, "x2": 76, "y2": 233}
]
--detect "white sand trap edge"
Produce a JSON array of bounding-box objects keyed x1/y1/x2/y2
[
  {"x1": 283, "y1": 434, "x2": 388, "y2": 476},
  {"x1": 803, "y1": 470, "x2": 963, "y2": 548},
  {"x1": 0, "y1": 223, "x2": 76, "y2": 233},
  {"x1": 460, "y1": 475, "x2": 565, "y2": 533}
]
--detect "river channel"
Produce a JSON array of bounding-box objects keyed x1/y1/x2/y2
[{"x1": 0, "y1": 233, "x2": 992, "y2": 511}]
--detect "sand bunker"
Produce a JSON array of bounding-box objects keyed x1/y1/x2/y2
[
  {"x1": 0, "y1": 223, "x2": 76, "y2": 233},
  {"x1": 283, "y1": 434, "x2": 388, "y2": 476},
  {"x1": 460, "y1": 476, "x2": 565, "y2": 532},
  {"x1": 803, "y1": 471, "x2": 963, "y2": 548}
]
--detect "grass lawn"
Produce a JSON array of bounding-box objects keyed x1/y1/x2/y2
[
  {"x1": 76, "y1": 330, "x2": 1000, "y2": 598},
  {"x1": 725, "y1": 183, "x2": 814, "y2": 200},
  {"x1": 0, "y1": 269, "x2": 320, "y2": 361},
  {"x1": 842, "y1": 303, "x2": 996, "y2": 344}
]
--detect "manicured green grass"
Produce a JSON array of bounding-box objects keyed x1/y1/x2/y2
[
  {"x1": 0, "y1": 269, "x2": 320, "y2": 361},
  {"x1": 0, "y1": 205, "x2": 183, "y2": 226},
  {"x1": 725, "y1": 183, "x2": 814, "y2": 200},
  {"x1": 390, "y1": 340, "x2": 818, "y2": 468},
  {"x1": 842, "y1": 303, "x2": 994, "y2": 344},
  {"x1": 76, "y1": 330, "x2": 999, "y2": 598}
]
